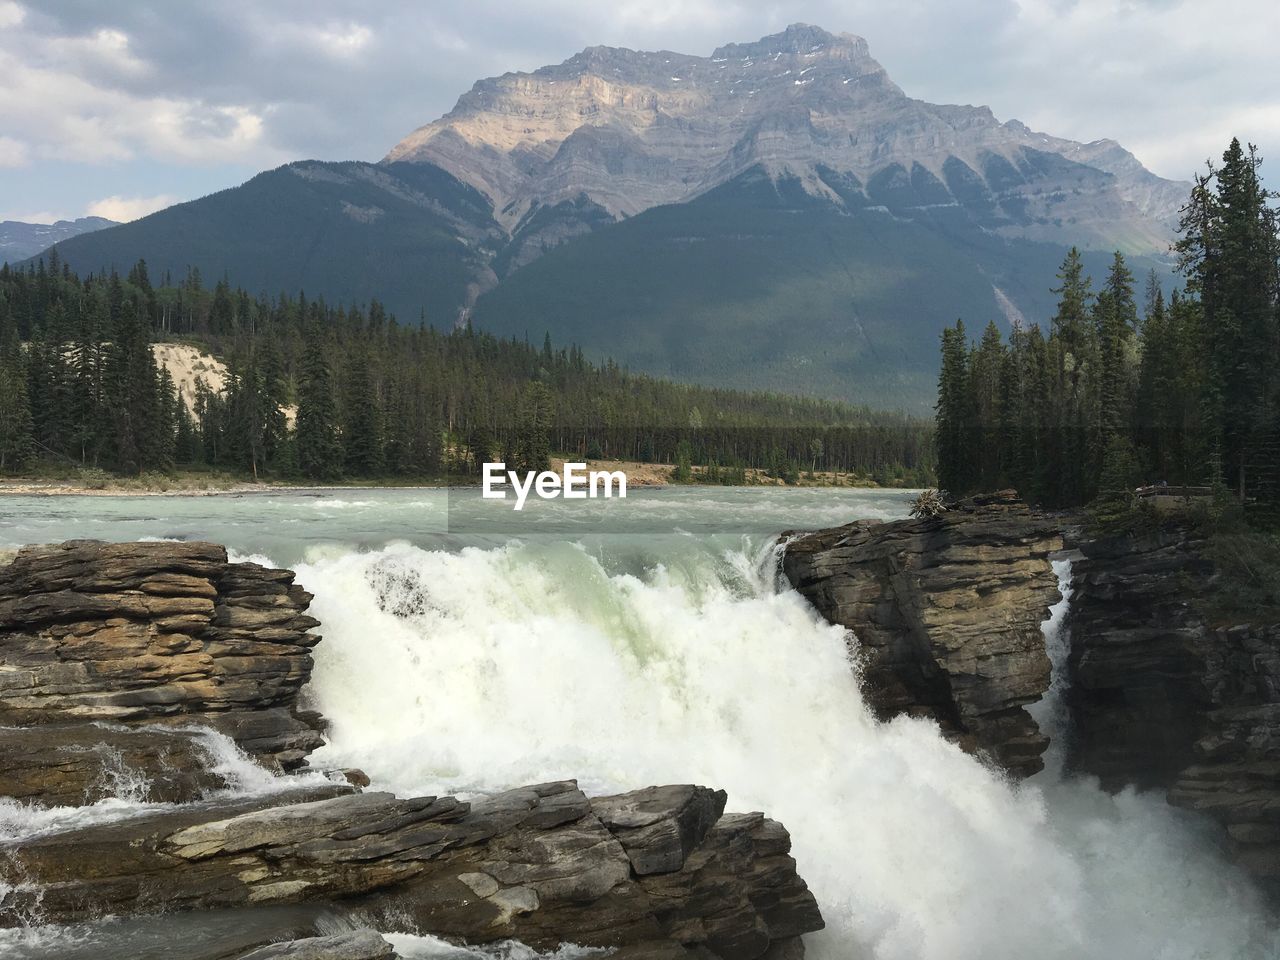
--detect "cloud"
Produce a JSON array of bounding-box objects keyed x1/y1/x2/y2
[
  {"x1": 0, "y1": 0, "x2": 22, "y2": 29},
  {"x1": 2, "y1": 0, "x2": 1278, "y2": 207},
  {"x1": 313, "y1": 22, "x2": 374, "y2": 58},
  {"x1": 85, "y1": 193, "x2": 179, "y2": 222},
  {"x1": 0, "y1": 4, "x2": 283, "y2": 169},
  {"x1": 0, "y1": 210, "x2": 70, "y2": 224},
  {"x1": 0, "y1": 136, "x2": 29, "y2": 167}
]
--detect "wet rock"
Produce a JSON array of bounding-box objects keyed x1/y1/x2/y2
[
  {"x1": 635, "y1": 812, "x2": 824, "y2": 960},
  {"x1": 2, "y1": 781, "x2": 823, "y2": 959},
  {"x1": 0, "y1": 722, "x2": 230, "y2": 806},
  {"x1": 0, "y1": 540, "x2": 325, "y2": 769},
  {"x1": 1066, "y1": 527, "x2": 1280, "y2": 887},
  {"x1": 781, "y1": 490, "x2": 1062, "y2": 776},
  {"x1": 593, "y1": 784, "x2": 727, "y2": 875},
  {"x1": 234, "y1": 930, "x2": 399, "y2": 959}
]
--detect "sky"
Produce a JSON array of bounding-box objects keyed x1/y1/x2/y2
[{"x1": 2, "y1": 0, "x2": 1278, "y2": 223}]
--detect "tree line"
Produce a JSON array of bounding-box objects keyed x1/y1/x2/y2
[
  {"x1": 0, "y1": 257, "x2": 934, "y2": 484},
  {"x1": 934, "y1": 138, "x2": 1279, "y2": 517}
]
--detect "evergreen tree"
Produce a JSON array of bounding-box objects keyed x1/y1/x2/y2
[
  {"x1": 515, "y1": 381, "x2": 554, "y2": 473},
  {"x1": 68, "y1": 298, "x2": 105, "y2": 464},
  {"x1": 1177, "y1": 139, "x2": 1280, "y2": 502},
  {"x1": 935, "y1": 320, "x2": 973, "y2": 494},
  {"x1": 102, "y1": 300, "x2": 166, "y2": 474},
  {"x1": 342, "y1": 345, "x2": 385, "y2": 476},
  {"x1": 0, "y1": 335, "x2": 35, "y2": 471},
  {"x1": 970, "y1": 321, "x2": 1006, "y2": 491},
  {"x1": 295, "y1": 331, "x2": 342, "y2": 480},
  {"x1": 1095, "y1": 252, "x2": 1138, "y2": 454}
]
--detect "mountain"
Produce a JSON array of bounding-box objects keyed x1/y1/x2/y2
[
  {"x1": 1, "y1": 216, "x2": 116, "y2": 263},
  {"x1": 387, "y1": 23, "x2": 1186, "y2": 253},
  {"x1": 469, "y1": 166, "x2": 1159, "y2": 406},
  {"x1": 29, "y1": 25, "x2": 1187, "y2": 409}
]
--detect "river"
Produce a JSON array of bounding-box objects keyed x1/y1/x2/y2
[{"x1": 1, "y1": 487, "x2": 1276, "y2": 959}]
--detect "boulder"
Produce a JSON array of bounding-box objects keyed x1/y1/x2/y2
[{"x1": 781, "y1": 490, "x2": 1062, "y2": 776}]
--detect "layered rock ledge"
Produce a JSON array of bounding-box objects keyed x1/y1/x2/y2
[
  {"x1": 1066, "y1": 526, "x2": 1280, "y2": 888},
  {"x1": 0, "y1": 540, "x2": 824, "y2": 958},
  {"x1": 782, "y1": 491, "x2": 1062, "y2": 776},
  {"x1": 1, "y1": 778, "x2": 822, "y2": 958},
  {"x1": 0, "y1": 540, "x2": 327, "y2": 802}
]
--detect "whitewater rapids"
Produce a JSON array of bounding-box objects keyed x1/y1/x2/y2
[
  {"x1": 299, "y1": 536, "x2": 1279, "y2": 960},
  {"x1": 0, "y1": 488, "x2": 1274, "y2": 958}
]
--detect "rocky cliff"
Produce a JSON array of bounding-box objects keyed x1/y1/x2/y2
[
  {"x1": 781, "y1": 491, "x2": 1062, "y2": 777},
  {"x1": 1066, "y1": 526, "x2": 1280, "y2": 888},
  {"x1": 0, "y1": 540, "x2": 824, "y2": 958}
]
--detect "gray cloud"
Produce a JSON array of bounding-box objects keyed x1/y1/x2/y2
[{"x1": 2, "y1": 0, "x2": 1278, "y2": 221}]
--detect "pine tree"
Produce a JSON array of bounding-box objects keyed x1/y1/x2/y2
[
  {"x1": 68, "y1": 298, "x2": 105, "y2": 464},
  {"x1": 102, "y1": 299, "x2": 163, "y2": 474},
  {"x1": 515, "y1": 380, "x2": 554, "y2": 473},
  {"x1": 295, "y1": 331, "x2": 341, "y2": 480},
  {"x1": 1177, "y1": 139, "x2": 1280, "y2": 502},
  {"x1": 0, "y1": 335, "x2": 35, "y2": 471},
  {"x1": 29, "y1": 302, "x2": 74, "y2": 458},
  {"x1": 970, "y1": 321, "x2": 1005, "y2": 491},
  {"x1": 934, "y1": 320, "x2": 973, "y2": 494},
  {"x1": 1051, "y1": 248, "x2": 1092, "y2": 364},
  {"x1": 342, "y1": 345, "x2": 385, "y2": 476},
  {"x1": 174, "y1": 392, "x2": 198, "y2": 465},
  {"x1": 1095, "y1": 252, "x2": 1137, "y2": 454}
]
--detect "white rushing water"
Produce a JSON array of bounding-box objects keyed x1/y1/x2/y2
[
  {"x1": 2, "y1": 489, "x2": 1277, "y2": 958},
  {"x1": 383, "y1": 933, "x2": 605, "y2": 959},
  {"x1": 300, "y1": 536, "x2": 1277, "y2": 960}
]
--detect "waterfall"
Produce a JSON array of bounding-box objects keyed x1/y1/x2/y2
[
  {"x1": 1028, "y1": 557, "x2": 1076, "y2": 776},
  {"x1": 297, "y1": 537, "x2": 1280, "y2": 960}
]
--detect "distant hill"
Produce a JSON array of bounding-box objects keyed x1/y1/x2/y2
[
  {"x1": 28, "y1": 161, "x2": 501, "y2": 327},
  {"x1": 1, "y1": 216, "x2": 115, "y2": 263},
  {"x1": 27, "y1": 24, "x2": 1185, "y2": 410}
]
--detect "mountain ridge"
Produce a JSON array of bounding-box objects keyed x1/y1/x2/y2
[{"x1": 385, "y1": 23, "x2": 1187, "y2": 252}]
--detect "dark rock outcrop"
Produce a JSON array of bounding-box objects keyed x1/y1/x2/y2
[
  {"x1": 782, "y1": 491, "x2": 1062, "y2": 776},
  {"x1": 2, "y1": 779, "x2": 822, "y2": 959},
  {"x1": 0, "y1": 540, "x2": 326, "y2": 804},
  {"x1": 1066, "y1": 526, "x2": 1280, "y2": 887}
]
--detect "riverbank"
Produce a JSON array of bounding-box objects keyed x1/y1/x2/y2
[{"x1": 0, "y1": 458, "x2": 903, "y2": 496}]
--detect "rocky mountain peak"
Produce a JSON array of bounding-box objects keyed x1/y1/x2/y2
[
  {"x1": 383, "y1": 25, "x2": 1187, "y2": 254},
  {"x1": 711, "y1": 22, "x2": 868, "y2": 61}
]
